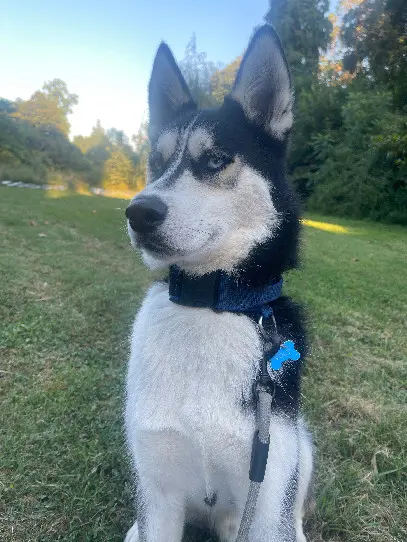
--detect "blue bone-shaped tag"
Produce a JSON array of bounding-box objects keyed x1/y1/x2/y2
[{"x1": 269, "y1": 340, "x2": 301, "y2": 371}]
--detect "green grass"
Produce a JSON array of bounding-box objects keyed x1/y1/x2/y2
[{"x1": 0, "y1": 188, "x2": 406, "y2": 542}]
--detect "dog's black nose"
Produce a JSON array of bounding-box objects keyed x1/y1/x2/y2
[{"x1": 125, "y1": 196, "x2": 168, "y2": 233}]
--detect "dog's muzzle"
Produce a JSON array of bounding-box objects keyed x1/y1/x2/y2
[{"x1": 126, "y1": 195, "x2": 168, "y2": 234}]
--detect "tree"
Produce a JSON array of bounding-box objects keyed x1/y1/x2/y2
[
  {"x1": 308, "y1": 90, "x2": 407, "y2": 224},
  {"x1": 341, "y1": 0, "x2": 407, "y2": 107},
  {"x1": 106, "y1": 127, "x2": 128, "y2": 148},
  {"x1": 12, "y1": 91, "x2": 69, "y2": 135},
  {"x1": 265, "y1": 0, "x2": 332, "y2": 85},
  {"x1": 73, "y1": 120, "x2": 112, "y2": 185},
  {"x1": 132, "y1": 120, "x2": 149, "y2": 190},
  {"x1": 73, "y1": 121, "x2": 144, "y2": 188},
  {"x1": 103, "y1": 148, "x2": 138, "y2": 190},
  {"x1": 179, "y1": 34, "x2": 219, "y2": 108},
  {"x1": 106, "y1": 127, "x2": 140, "y2": 168},
  {"x1": 0, "y1": 98, "x2": 16, "y2": 114},
  {"x1": 211, "y1": 57, "x2": 242, "y2": 104},
  {"x1": 0, "y1": 106, "x2": 90, "y2": 183},
  {"x1": 74, "y1": 120, "x2": 110, "y2": 154},
  {"x1": 42, "y1": 78, "x2": 79, "y2": 116}
]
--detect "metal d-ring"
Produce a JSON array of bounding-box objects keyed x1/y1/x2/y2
[
  {"x1": 257, "y1": 315, "x2": 267, "y2": 338},
  {"x1": 257, "y1": 313, "x2": 278, "y2": 338}
]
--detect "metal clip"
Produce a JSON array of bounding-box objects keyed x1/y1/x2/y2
[{"x1": 257, "y1": 313, "x2": 278, "y2": 338}]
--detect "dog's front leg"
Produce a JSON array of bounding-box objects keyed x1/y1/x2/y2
[
  {"x1": 139, "y1": 482, "x2": 186, "y2": 542},
  {"x1": 126, "y1": 428, "x2": 194, "y2": 541},
  {"x1": 126, "y1": 482, "x2": 185, "y2": 542}
]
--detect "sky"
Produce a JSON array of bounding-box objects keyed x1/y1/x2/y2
[{"x1": 1, "y1": 0, "x2": 270, "y2": 139}]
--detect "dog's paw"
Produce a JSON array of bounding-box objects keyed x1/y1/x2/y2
[
  {"x1": 215, "y1": 513, "x2": 239, "y2": 542},
  {"x1": 125, "y1": 521, "x2": 140, "y2": 542}
]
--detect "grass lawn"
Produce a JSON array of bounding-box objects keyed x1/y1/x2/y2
[{"x1": 0, "y1": 187, "x2": 406, "y2": 542}]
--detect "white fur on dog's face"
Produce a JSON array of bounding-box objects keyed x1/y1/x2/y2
[
  {"x1": 156, "y1": 129, "x2": 178, "y2": 161},
  {"x1": 128, "y1": 122, "x2": 280, "y2": 275}
]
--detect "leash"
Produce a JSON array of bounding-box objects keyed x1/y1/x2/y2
[
  {"x1": 236, "y1": 314, "x2": 275, "y2": 542},
  {"x1": 236, "y1": 379, "x2": 274, "y2": 541},
  {"x1": 235, "y1": 313, "x2": 301, "y2": 542},
  {"x1": 168, "y1": 266, "x2": 300, "y2": 541}
]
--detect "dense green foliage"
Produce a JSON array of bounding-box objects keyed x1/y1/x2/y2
[
  {"x1": 265, "y1": 0, "x2": 332, "y2": 84},
  {"x1": 342, "y1": 0, "x2": 407, "y2": 108},
  {"x1": 264, "y1": 0, "x2": 407, "y2": 224},
  {"x1": 306, "y1": 88, "x2": 407, "y2": 223},
  {"x1": 0, "y1": 107, "x2": 89, "y2": 184}
]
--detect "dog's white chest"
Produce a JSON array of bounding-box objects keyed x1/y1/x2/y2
[{"x1": 126, "y1": 282, "x2": 261, "y2": 447}]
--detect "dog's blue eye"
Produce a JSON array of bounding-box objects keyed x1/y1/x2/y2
[
  {"x1": 207, "y1": 154, "x2": 232, "y2": 170},
  {"x1": 208, "y1": 157, "x2": 224, "y2": 169}
]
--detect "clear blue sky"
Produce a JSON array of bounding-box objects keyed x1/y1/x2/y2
[{"x1": 1, "y1": 0, "x2": 269, "y2": 139}]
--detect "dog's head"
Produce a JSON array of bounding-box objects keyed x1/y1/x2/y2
[{"x1": 126, "y1": 25, "x2": 300, "y2": 285}]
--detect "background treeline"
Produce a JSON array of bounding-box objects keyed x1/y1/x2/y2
[
  {"x1": 0, "y1": 81, "x2": 148, "y2": 192},
  {"x1": 274, "y1": 0, "x2": 407, "y2": 225},
  {"x1": 1, "y1": 0, "x2": 406, "y2": 224}
]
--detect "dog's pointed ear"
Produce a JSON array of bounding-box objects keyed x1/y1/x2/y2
[
  {"x1": 148, "y1": 43, "x2": 197, "y2": 141},
  {"x1": 230, "y1": 25, "x2": 293, "y2": 140}
]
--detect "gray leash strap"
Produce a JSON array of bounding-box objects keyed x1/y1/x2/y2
[{"x1": 235, "y1": 386, "x2": 274, "y2": 542}]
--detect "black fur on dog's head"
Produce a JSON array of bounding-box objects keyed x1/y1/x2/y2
[{"x1": 126, "y1": 25, "x2": 300, "y2": 287}]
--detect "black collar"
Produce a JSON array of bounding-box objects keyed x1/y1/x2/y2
[{"x1": 168, "y1": 265, "x2": 283, "y2": 316}]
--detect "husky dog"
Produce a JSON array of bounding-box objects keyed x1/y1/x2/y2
[{"x1": 124, "y1": 25, "x2": 313, "y2": 542}]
